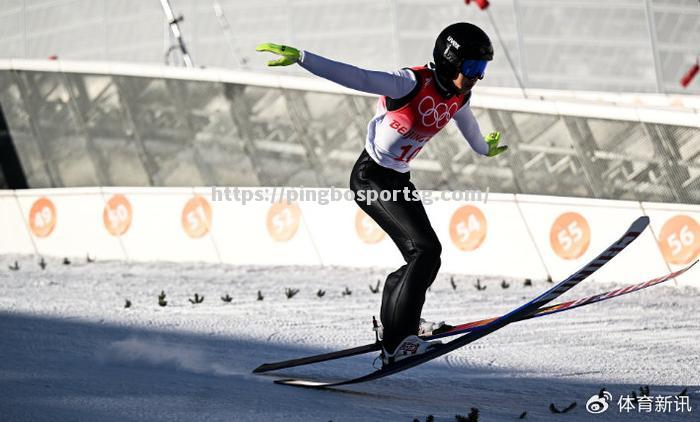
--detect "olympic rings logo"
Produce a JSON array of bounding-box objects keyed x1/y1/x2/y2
[{"x1": 417, "y1": 96, "x2": 458, "y2": 129}]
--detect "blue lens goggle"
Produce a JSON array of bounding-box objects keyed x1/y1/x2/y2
[{"x1": 461, "y1": 59, "x2": 488, "y2": 79}]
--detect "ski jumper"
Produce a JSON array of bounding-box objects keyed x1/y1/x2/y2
[{"x1": 299, "y1": 51, "x2": 488, "y2": 352}]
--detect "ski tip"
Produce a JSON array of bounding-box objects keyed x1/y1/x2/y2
[
  {"x1": 252, "y1": 364, "x2": 272, "y2": 374},
  {"x1": 633, "y1": 215, "x2": 650, "y2": 228}
]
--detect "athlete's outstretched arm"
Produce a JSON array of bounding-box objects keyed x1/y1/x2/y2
[
  {"x1": 299, "y1": 50, "x2": 416, "y2": 99},
  {"x1": 256, "y1": 43, "x2": 416, "y2": 99},
  {"x1": 452, "y1": 105, "x2": 489, "y2": 156},
  {"x1": 453, "y1": 104, "x2": 508, "y2": 157}
]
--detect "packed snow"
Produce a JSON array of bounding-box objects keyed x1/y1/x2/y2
[{"x1": 1, "y1": 255, "x2": 698, "y2": 421}]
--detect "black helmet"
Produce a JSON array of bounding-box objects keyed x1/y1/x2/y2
[{"x1": 433, "y1": 22, "x2": 493, "y2": 82}]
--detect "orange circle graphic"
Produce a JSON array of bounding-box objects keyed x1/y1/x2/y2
[
  {"x1": 355, "y1": 209, "x2": 385, "y2": 244},
  {"x1": 658, "y1": 215, "x2": 699, "y2": 265},
  {"x1": 103, "y1": 194, "x2": 132, "y2": 236},
  {"x1": 266, "y1": 202, "x2": 301, "y2": 242},
  {"x1": 550, "y1": 212, "x2": 591, "y2": 260},
  {"x1": 181, "y1": 196, "x2": 212, "y2": 238},
  {"x1": 29, "y1": 197, "x2": 57, "y2": 238},
  {"x1": 449, "y1": 205, "x2": 487, "y2": 251}
]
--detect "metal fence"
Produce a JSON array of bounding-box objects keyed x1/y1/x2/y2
[
  {"x1": 0, "y1": 66, "x2": 698, "y2": 203},
  {"x1": 0, "y1": 0, "x2": 698, "y2": 94}
]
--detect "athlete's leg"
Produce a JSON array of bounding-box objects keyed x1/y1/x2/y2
[
  {"x1": 350, "y1": 150, "x2": 441, "y2": 353},
  {"x1": 380, "y1": 265, "x2": 406, "y2": 326}
]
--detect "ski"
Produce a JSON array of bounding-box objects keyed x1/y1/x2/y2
[
  {"x1": 253, "y1": 342, "x2": 380, "y2": 374},
  {"x1": 266, "y1": 216, "x2": 648, "y2": 387},
  {"x1": 253, "y1": 260, "x2": 693, "y2": 374},
  {"x1": 255, "y1": 217, "x2": 668, "y2": 375},
  {"x1": 432, "y1": 259, "x2": 696, "y2": 339}
]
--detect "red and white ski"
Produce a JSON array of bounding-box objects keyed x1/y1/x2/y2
[{"x1": 254, "y1": 217, "x2": 666, "y2": 384}]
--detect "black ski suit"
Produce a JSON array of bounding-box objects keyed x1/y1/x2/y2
[{"x1": 350, "y1": 150, "x2": 442, "y2": 353}]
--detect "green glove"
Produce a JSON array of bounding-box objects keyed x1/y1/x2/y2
[
  {"x1": 485, "y1": 131, "x2": 508, "y2": 157},
  {"x1": 255, "y1": 43, "x2": 301, "y2": 66}
]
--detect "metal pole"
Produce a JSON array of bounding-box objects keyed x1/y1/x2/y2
[
  {"x1": 643, "y1": 0, "x2": 664, "y2": 93},
  {"x1": 389, "y1": 0, "x2": 400, "y2": 69},
  {"x1": 512, "y1": 0, "x2": 529, "y2": 91},
  {"x1": 486, "y1": 8, "x2": 528, "y2": 98},
  {"x1": 159, "y1": 0, "x2": 194, "y2": 68},
  {"x1": 213, "y1": 0, "x2": 246, "y2": 68}
]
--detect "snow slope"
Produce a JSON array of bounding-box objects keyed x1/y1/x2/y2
[{"x1": 0, "y1": 255, "x2": 698, "y2": 421}]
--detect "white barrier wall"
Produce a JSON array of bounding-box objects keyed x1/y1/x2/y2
[
  {"x1": 205, "y1": 187, "x2": 321, "y2": 266},
  {"x1": 300, "y1": 198, "x2": 405, "y2": 269},
  {"x1": 104, "y1": 187, "x2": 221, "y2": 263},
  {"x1": 2, "y1": 188, "x2": 698, "y2": 285},
  {"x1": 13, "y1": 188, "x2": 126, "y2": 260},
  {"x1": 640, "y1": 201, "x2": 700, "y2": 285},
  {"x1": 0, "y1": 191, "x2": 34, "y2": 255},
  {"x1": 515, "y1": 195, "x2": 668, "y2": 283},
  {"x1": 432, "y1": 193, "x2": 549, "y2": 279}
]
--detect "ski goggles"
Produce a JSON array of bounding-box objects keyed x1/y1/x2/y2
[{"x1": 460, "y1": 59, "x2": 488, "y2": 79}]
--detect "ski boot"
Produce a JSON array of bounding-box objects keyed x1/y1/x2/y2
[
  {"x1": 379, "y1": 335, "x2": 442, "y2": 366},
  {"x1": 372, "y1": 316, "x2": 443, "y2": 367}
]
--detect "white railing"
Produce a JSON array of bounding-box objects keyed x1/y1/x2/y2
[{"x1": 1, "y1": 58, "x2": 698, "y2": 127}]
